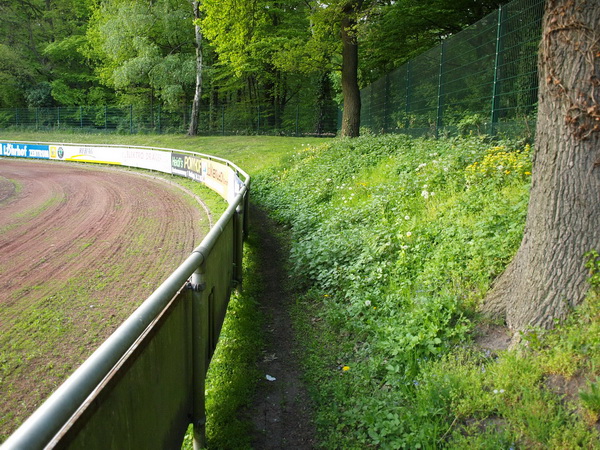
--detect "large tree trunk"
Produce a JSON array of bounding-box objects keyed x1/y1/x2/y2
[
  {"x1": 188, "y1": 0, "x2": 203, "y2": 136},
  {"x1": 340, "y1": 1, "x2": 363, "y2": 138},
  {"x1": 482, "y1": 0, "x2": 600, "y2": 330}
]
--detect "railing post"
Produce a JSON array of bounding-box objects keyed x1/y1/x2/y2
[
  {"x1": 490, "y1": 4, "x2": 505, "y2": 135},
  {"x1": 383, "y1": 73, "x2": 390, "y2": 133},
  {"x1": 233, "y1": 204, "x2": 244, "y2": 286},
  {"x1": 190, "y1": 265, "x2": 207, "y2": 450},
  {"x1": 257, "y1": 106, "x2": 260, "y2": 134},
  {"x1": 158, "y1": 104, "x2": 162, "y2": 134},
  {"x1": 436, "y1": 40, "x2": 446, "y2": 138},
  {"x1": 405, "y1": 61, "x2": 411, "y2": 129}
]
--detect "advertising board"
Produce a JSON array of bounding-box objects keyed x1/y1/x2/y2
[
  {"x1": 1, "y1": 143, "x2": 50, "y2": 159},
  {"x1": 2, "y1": 141, "x2": 246, "y2": 205},
  {"x1": 49, "y1": 145, "x2": 172, "y2": 173},
  {"x1": 171, "y1": 153, "x2": 204, "y2": 182}
]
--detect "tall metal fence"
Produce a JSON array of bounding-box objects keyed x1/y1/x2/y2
[
  {"x1": 0, "y1": 101, "x2": 339, "y2": 137},
  {"x1": 360, "y1": 0, "x2": 545, "y2": 138}
]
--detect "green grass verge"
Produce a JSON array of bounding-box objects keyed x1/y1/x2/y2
[
  {"x1": 181, "y1": 221, "x2": 265, "y2": 449},
  {"x1": 0, "y1": 131, "x2": 331, "y2": 174}
]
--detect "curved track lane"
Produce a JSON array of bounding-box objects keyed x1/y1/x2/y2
[{"x1": 0, "y1": 158, "x2": 209, "y2": 439}]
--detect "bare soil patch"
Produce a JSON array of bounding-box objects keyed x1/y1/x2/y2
[
  {"x1": 0, "y1": 158, "x2": 209, "y2": 440},
  {"x1": 473, "y1": 322, "x2": 513, "y2": 353}
]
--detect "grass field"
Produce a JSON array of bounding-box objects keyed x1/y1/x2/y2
[{"x1": 0, "y1": 131, "x2": 330, "y2": 174}]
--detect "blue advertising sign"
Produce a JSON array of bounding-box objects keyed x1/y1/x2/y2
[{"x1": 1, "y1": 143, "x2": 50, "y2": 159}]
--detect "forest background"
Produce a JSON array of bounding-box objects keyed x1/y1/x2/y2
[{"x1": 0, "y1": 0, "x2": 508, "y2": 137}]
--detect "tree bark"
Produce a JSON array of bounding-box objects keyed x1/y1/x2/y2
[
  {"x1": 482, "y1": 0, "x2": 600, "y2": 330},
  {"x1": 340, "y1": 1, "x2": 363, "y2": 138},
  {"x1": 188, "y1": 0, "x2": 203, "y2": 136}
]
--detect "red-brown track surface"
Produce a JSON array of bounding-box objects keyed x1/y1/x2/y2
[{"x1": 0, "y1": 158, "x2": 209, "y2": 440}]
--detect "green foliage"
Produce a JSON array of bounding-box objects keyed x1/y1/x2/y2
[
  {"x1": 85, "y1": 0, "x2": 197, "y2": 109},
  {"x1": 254, "y1": 134, "x2": 599, "y2": 447},
  {"x1": 0, "y1": 0, "x2": 98, "y2": 107},
  {"x1": 358, "y1": 0, "x2": 505, "y2": 85},
  {"x1": 585, "y1": 250, "x2": 600, "y2": 289},
  {"x1": 580, "y1": 378, "x2": 600, "y2": 416}
]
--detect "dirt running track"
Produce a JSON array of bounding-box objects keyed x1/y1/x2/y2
[{"x1": 0, "y1": 158, "x2": 209, "y2": 440}]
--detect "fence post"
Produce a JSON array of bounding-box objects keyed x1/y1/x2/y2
[
  {"x1": 383, "y1": 73, "x2": 390, "y2": 133},
  {"x1": 36, "y1": 108, "x2": 39, "y2": 130},
  {"x1": 257, "y1": 106, "x2": 260, "y2": 134},
  {"x1": 15, "y1": 108, "x2": 18, "y2": 126},
  {"x1": 190, "y1": 266, "x2": 207, "y2": 450},
  {"x1": 57, "y1": 107, "x2": 60, "y2": 129},
  {"x1": 221, "y1": 106, "x2": 225, "y2": 135},
  {"x1": 295, "y1": 104, "x2": 299, "y2": 136},
  {"x1": 105, "y1": 106, "x2": 108, "y2": 131},
  {"x1": 436, "y1": 41, "x2": 446, "y2": 138},
  {"x1": 405, "y1": 61, "x2": 411, "y2": 129},
  {"x1": 130, "y1": 105, "x2": 133, "y2": 134},
  {"x1": 490, "y1": 4, "x2": 505, "y2": 135},
  {"x1": 158, "y1": 105, "x2": 162, "y2": 134}
]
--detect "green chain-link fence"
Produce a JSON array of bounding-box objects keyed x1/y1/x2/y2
[
  {"x1": 0, "y1": 100, "x2": 339, "y2": 137},
  {"x1": 360, "y1": 0, "x2": 545, "y2": 139}
]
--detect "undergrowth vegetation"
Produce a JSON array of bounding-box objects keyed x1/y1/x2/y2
[{"x1": 253, "y1": 134, "x2": 600, "y2": 448}]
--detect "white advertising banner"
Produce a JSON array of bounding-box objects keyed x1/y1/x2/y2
[{"x1": 49, "y1": 145, "x2": 172, "y2": 174}]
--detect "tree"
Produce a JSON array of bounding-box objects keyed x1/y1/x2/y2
[
  {"x1": 482, "y1": 0, "x2": 600, "y2": 330},
  {"x1": 339, "y1": 0, "x2": 364, "y2": 137},
  {"x1": 311, "y1": 0, "x2": 505, "y2": 137},
  {"x1": 188, "y1": 0, "x2": 203, "y2": 136},
  {"x1": 0, "y1": 0, "x2": 98, "y2": 107},
  {"x1": 86, "y1": 0, "x2": 196, "y2": 109},
  {"x1": 201, "y1": 0, "x2": 311, "y2": 130}
]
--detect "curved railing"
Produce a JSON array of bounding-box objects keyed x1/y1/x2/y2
[{"x1": 0, "y1": 141, "x2": 250, "y2": 449}]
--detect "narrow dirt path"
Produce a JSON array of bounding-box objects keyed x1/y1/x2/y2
[{"x1": 246, "y1": 205, "x2": 317, "y2": 449}]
